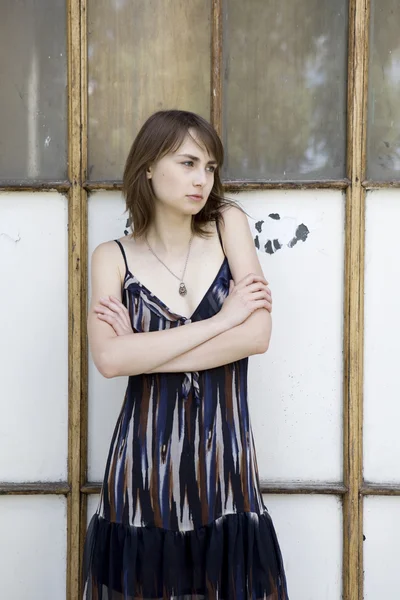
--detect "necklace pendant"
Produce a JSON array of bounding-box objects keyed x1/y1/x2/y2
[{"x1": 179, "y1": 282, "x2": 187, "y2": 296}]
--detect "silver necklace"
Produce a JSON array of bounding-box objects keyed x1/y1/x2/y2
[{"x1": 145, "y1": 234, "x2": 193, "y2": 296}]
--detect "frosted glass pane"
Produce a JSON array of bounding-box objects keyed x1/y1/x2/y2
[
  {"x1": 367, "y1": 1, "x2": 400, "y2": 180},
  {"x1": 88, "y1": 1, "x2": 211, "y2": 181},
  {"x1": 264, "y1": 494, "x2": 342, "y2": 600},
  {"x1": 246, "y1": 190, "x2": 344, "y2": 482},
  {"x1": 364, "y1": 497, "x2": 400, "y2": 598},
  {"x1": 223, "y1": 0, "x2": 347, "y2": 180},
  {"x1": 0, "y1": 0, "x2": 67, "y2": 180},
  {"x1": 0, "y1": 496, "x2": 67, "y2": 599},
  {"x1": 364, "y1": 191, "x2": 400, "y2": 482},
  {"x1": 87, "y1": 192, "x2": 129, "y2": 480},
  {"x1": 0, "y1": 193, "x2": 68, "y2": 481}
]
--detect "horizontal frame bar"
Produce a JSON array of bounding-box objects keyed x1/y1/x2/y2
[
  {"x1": 6, "y1": 481, "x2": 400, "y2": 497},
  {"x1": 362, "y1": 180, "x2": 400, "y2": 189},
  {"x1": 0, "y1": 182, "x2": 71, "y2": 192},
  {"x1": 0, "y1": 482, "x2": 70, "y2": 495},
  {"x1": 83, "y1": 179, "x2": 351, "y2": 192},
  {"x1": 81, "y1": 481, "x2": 348, "y2": 496},
  {"x1": 3, "y1": 178, "x2": 400, "y2": 193},
  {"x1": 362, "y1": 484, "x2": 400, "y2": 496}
]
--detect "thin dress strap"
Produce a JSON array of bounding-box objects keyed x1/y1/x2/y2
[
  {"x1": 114, "y1": 239, "x2": 129, "y2": 276},
  {"x1": 216, "y1": 219, "x2": 226, "y2": 256}
]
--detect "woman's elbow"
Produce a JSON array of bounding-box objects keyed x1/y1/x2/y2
[
  {"x1": 95, "y1": 350, "x2": 118, "y2": 379},
  {"x1": 248, "y1": 311, "x2": 271, "y2": 354},
  {"x1": 255, "y1": 333, "x2": 270, "y2": 354}
]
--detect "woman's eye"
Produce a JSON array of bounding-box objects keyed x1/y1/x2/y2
[{"x1": 181, "y1": 161, "x2": 216, "y2": 173}]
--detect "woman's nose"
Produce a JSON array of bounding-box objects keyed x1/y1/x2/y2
[{"x1": 194, "y1": 168, "x2": 207, "y2": 186}]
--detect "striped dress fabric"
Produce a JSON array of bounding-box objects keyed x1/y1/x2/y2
[{"x1": 82, "y1": 238, "x2": 289, "y2": 600}]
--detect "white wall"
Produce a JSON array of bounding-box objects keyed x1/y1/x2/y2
[
  {"x1": 3, "y1": 188, "x2": 395, "y2": 599},
  {"x1": 0, "y1": 192, "x2": 68, "y2": 482},
  {"x1": 0, "y1": 191, "x2": 68, "y2": 599},
  {"x1": 364, "y1": 190, "x2": 400, "y2": 483}
]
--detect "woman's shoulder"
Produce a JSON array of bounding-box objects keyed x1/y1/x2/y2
[
  {"x1": 218, "y1": 202, "x2": 248, "y2": 234},
  {"x1": 92, "y1": 235, "x2": 136, "y2": 256},
  {"x1": 91, "y1": 236, "x2": 136, "y2": 281}
]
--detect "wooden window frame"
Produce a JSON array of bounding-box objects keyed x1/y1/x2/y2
[{"x1": 1, "y1": 0, "x2": 399, "y2": 598}]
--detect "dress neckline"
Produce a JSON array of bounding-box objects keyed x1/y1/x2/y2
[{"x1": 124, "y1": 256, "x2": 229, "y2": 321}]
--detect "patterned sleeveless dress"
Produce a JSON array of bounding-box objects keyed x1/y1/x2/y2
[{"x1": 82, "y1": 235, "x2": 289, "y2": 600}]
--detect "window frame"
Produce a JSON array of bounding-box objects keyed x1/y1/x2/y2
[{"x1": 2, "y1": 1, "x2": 398, "y2": 599}]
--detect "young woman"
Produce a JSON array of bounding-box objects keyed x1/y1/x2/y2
[{"x1": 82, "y1": 110, "x2": 289, "y2": 599}]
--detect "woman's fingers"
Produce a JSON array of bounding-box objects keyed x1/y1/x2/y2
[
  {"x1": 235, "y1": 273, "x2": 269, "y2": 289},
  {"x1": 96, "y1": 296, "x2": 127, "y2": 319},
  {"x1": 228, "y1": 276, "x2": 272, "y2": 314},
  {"x1": 94, "y1": 296, "x2": 133, "y2": 335},
  {"x1": 252, "y1": 299, "x2": 272, "y2": 311},
  {"x1": 108, "y1": 296, "x2": 131, "y2": 327},
  {"x1": 249, "y1": 290, "x2": 270, "y2": 301},
  {"x1": 96, "y1": 312, "x2": 123, "y2": 332},
  {"x1": 93, "y1": 305, "x2": 116, "y2": 318},
  {"x1": 245, "y1": 282, "x2": 271, "y2": 296}
]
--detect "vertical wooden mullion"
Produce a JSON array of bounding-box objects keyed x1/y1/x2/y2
[
  {"x1": 343, "y1": 1, "x2": 369, "y2": 599},
  {"x1": 211, "y1": 0, "x2": 223, "y2": 136},
  {"x1": 67, "y1": 0, "x2": 84, "y2": 599},
  {"x1": 79, "y1": 0, "x2": 89, "y2": 579}
]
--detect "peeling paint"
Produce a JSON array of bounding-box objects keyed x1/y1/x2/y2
[
  {"x1": 124, "y1": 217, "x2": 131, "y2": 236},
  {"x1": 288, "y1": 223, "x2": 310, "y2": 248},
  {"x1": 0, "y1": 232, "x2": 21, "y2": 243},
  {"x1": 252, "y1": 213, "x2": 310, "y2": 254},
  {"x1": 123, "y1": 215, "x2": 309, "y2": 255}
]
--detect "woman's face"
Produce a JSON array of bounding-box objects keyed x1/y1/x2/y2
[{"x1": 147, "y1": 131, "x2": 217, "y2": 216}]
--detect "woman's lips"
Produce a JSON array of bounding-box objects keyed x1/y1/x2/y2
[{"x1": 187, "y1": 195, "x2": 203, "y2": 201}]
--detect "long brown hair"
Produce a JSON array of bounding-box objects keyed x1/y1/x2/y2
[{"x1": 122, "y1": 110, "x2": 239, "y2": 238}]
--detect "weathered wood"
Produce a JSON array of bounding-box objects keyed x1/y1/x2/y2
[
  {"x1": 361, "y1": 484, "x2": 400, "y2": 495},
  {"x1": 79, "y1": 0, "x2": 89, "y2": 583},
  {"x1": 211, "y1": 0, "x2": 223, "y2": 135},
  {"x1": 81, "y1": 481, "x2": 347, "y2": 495},
  {"x1": 224, "y1": 180, "x2": 350, "y2": 191},
  {"x1": 343, "y1": 1, "x2": 369, "y2": 599},
  {"x1": 259, "y1": 482, "x2": 347, "y2": 495},
  {"x1": 84, "y1": 179, "x2": 350, "y2": 192},
  {"x1": 0, "y1": 482, "x2": 70, "y2": 495},
  {"x1": 67, "y1": 0, "x2": 84, "y2": 599},
  {"x1": 0, "y1": 182, "x2": 70, "y2": 191},
  {"x1": 363, "y1": 180, "x2": 400, "y2": 189}
]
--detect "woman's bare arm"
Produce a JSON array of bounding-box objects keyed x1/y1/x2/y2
[
  {"x1": 88, "y1": 242, "x2": 233, "y2": 378},
  {"x1": 146, "y1": 310, "x2": 270, "y2": 373},
  {"x1": 147, "y1": 205, "x2": 272, "y2": 373}
]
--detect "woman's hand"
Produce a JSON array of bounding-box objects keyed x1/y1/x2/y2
[
  {"x1": 93, "y1": 296, "x2": 133, "y2": 336},
  {"x1": 217, "y1": 274, "x2": 272, "y2": 329}
]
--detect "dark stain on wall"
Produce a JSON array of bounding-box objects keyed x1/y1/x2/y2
[
  {"x1": 124, "y1": 217, "x2": 131, "y2": 236},
  {"x1": 125, "y1": 214, "x2": 309, "y2": 255},
  {"x1": 288, "y1": 223, "x2": 310, "y2": 248},
  {"x1": 254, "y1": 213, "x2": 310, "y2": 254}
]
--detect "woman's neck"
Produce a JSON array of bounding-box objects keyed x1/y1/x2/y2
[{"x1": 146, "y1": 212, "x2": 193, "y2": 257}]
